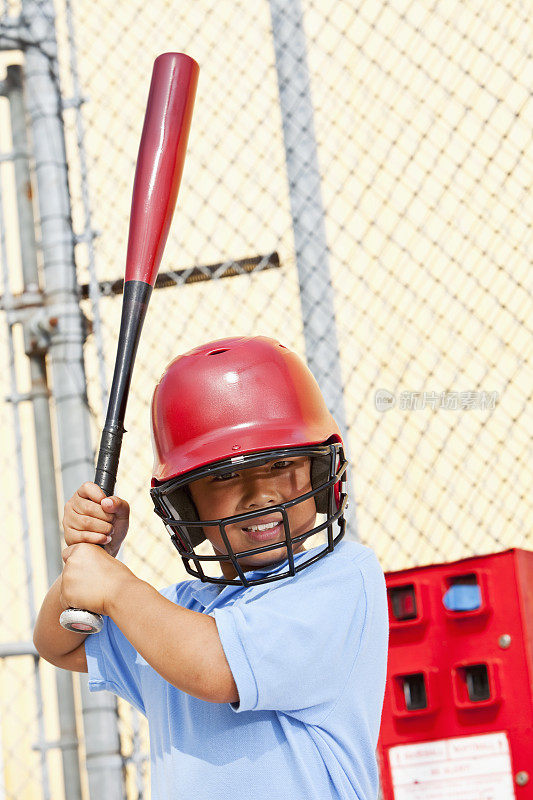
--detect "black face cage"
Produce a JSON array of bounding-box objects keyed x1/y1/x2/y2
[{"x1": 150, "y1": 443, "x2": 348, "y2": 587}]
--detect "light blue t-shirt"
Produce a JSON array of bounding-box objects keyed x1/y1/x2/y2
[{"x1": 85, "y1": 540, "x2": 388, "y2": 800}]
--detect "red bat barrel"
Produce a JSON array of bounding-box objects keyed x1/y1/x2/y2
[{"x1": 126, "y1": 53, "x2": 198, "y2": 286}]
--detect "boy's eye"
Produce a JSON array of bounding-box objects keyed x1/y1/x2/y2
[
  {"x1": 209, "y1": 458, "x2": 300, "y2": 482},
  {"x1": 212, "y1": 471, "x2": 239, "y2": 482}
]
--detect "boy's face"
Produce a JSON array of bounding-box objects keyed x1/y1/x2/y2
[{"x1": 188, "y1": 455, "x2": 316, "y2": 580}]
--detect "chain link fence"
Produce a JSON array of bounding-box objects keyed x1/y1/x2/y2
[{"x1": 0, "y1": 0, "x2": 532, "y2": 796}]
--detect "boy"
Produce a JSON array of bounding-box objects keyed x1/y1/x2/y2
[{"x1": 34, "y1": 336, "x2": 388, "y2": 800}]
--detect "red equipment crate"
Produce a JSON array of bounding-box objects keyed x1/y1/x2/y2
[{"x1": 378, "y1": 549, "x2": 533, "y2": 799}]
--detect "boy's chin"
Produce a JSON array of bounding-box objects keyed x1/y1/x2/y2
[
  {"x1": 212, "y1": 540, "x2": 306, "y2": 578},
  {"x1": 239, "y1": 542, "x2": 305, "y2": 571}
]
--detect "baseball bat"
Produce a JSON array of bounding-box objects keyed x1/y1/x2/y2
[{"x1": 60, "y1": 52, "x2": 199, "y2": 633}]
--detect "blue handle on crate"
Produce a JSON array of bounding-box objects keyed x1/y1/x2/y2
[{"x1": 443, "y1": 584, "x2": 481, "y2": 611}]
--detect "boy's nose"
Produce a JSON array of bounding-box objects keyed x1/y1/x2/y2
[{"x1": 240, "y1": 476, "x2": 282, "y2": 509}]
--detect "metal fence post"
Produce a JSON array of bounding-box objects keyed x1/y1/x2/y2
[
  {"x1": 5, "y1": 62, "x2": 84, "y2": 800},
  {"x1": 0, "y1": 135, "x2": 52, "y2": 800},
  {"x1": 269, "y1": 0, "x2": 357, "y2": 539},
  {"x1": 20, "y1": 0, "x2": 125, "y2": 797}
]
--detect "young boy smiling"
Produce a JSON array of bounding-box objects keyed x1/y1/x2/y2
[{"x1": 34, "y1": 336, "x2": 388, "y2": 800}]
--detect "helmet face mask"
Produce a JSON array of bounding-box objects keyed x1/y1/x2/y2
[{"x1": 151, "y1": 443, "x2": 348, "y2": 587}]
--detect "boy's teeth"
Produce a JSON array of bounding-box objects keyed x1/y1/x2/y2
[{"x1": 245, "y1": 521, "x2": 279, "y2": 532}]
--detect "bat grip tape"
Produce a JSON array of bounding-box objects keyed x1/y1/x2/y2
[{"x1": 95, "y1": 425, "x2": 124, "y2": 497}]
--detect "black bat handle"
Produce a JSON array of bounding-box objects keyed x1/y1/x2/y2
[
  {"x1": 94, "y1": 280, "x2": 152, "y2": 494},
  {"x1": 59, "y1": 281, "x2": 152, "y2": 634}
]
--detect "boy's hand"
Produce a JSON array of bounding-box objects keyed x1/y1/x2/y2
[
  {"x1": 63, "y1": 481, "x2": 130, "y2": 558},
  {"x1": 60, "y1": 543, "x2": 134, "y2": 616}
]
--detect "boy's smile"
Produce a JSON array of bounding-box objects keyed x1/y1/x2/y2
[
  {"x1": 188, "y1": 456, "x2": 317, "y2": 580},
  {"x1": 241, "y1": 515, "x2": 283, "y2": 542}
]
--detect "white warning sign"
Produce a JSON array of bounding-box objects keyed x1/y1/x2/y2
[{"x1": 388, "y1": 732, "x2": 515, "y2": 800}]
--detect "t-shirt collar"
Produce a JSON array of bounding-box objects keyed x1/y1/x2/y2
[{"x1": 189, "y1": 547, "x2": 317, "y2": 607}]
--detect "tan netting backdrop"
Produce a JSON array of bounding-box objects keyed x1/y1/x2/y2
[{"x1": 0, "y1": 0, "x2": 531, "y2": 796}]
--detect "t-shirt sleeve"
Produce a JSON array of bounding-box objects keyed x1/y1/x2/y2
[
  {"x1": 213, "y1": 548, "x2": 384, "y2": 724},
  {"x1": 84, "y1": 614, "x2": 146, "y2": 716}
]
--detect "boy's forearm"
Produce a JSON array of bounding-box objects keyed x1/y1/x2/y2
[
  {"x1": 107, "y1": 575, "x2": 238, "y2": 704},
  {"x1": 33, "y1": 575, "x2": 88, "y2": 663}
]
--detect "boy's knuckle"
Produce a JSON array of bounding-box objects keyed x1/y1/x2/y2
[{"x1": 78, "y1": 516, "x2": 91, "y2": 531}]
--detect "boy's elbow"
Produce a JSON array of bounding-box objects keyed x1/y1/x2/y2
[
  {"x1": 33, "y1": 625, "x2": 46, "y2": 658},
  {"x1": 32, "y1": 627, "x2": 55, "y2": 665},
  {"x1": 32, "y1": 636, "x2": 59, "y2": 668},
  {"x1": 33, "y1": 626, "x2": 88, "y2": 673},
  {"x1": 32, "y1": 625, "x2": 56, "y2": 663}
]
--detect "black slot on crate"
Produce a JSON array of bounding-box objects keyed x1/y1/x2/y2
[
  {"x1": 465, "y1": 664, "x2": 490, "y2": 702},
  {"x1": 389, "y1": 585, "x2": 418, "y2": 621},
  {"x1": 402, "y1": 673, "x2": 427, "y2": 710}
]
